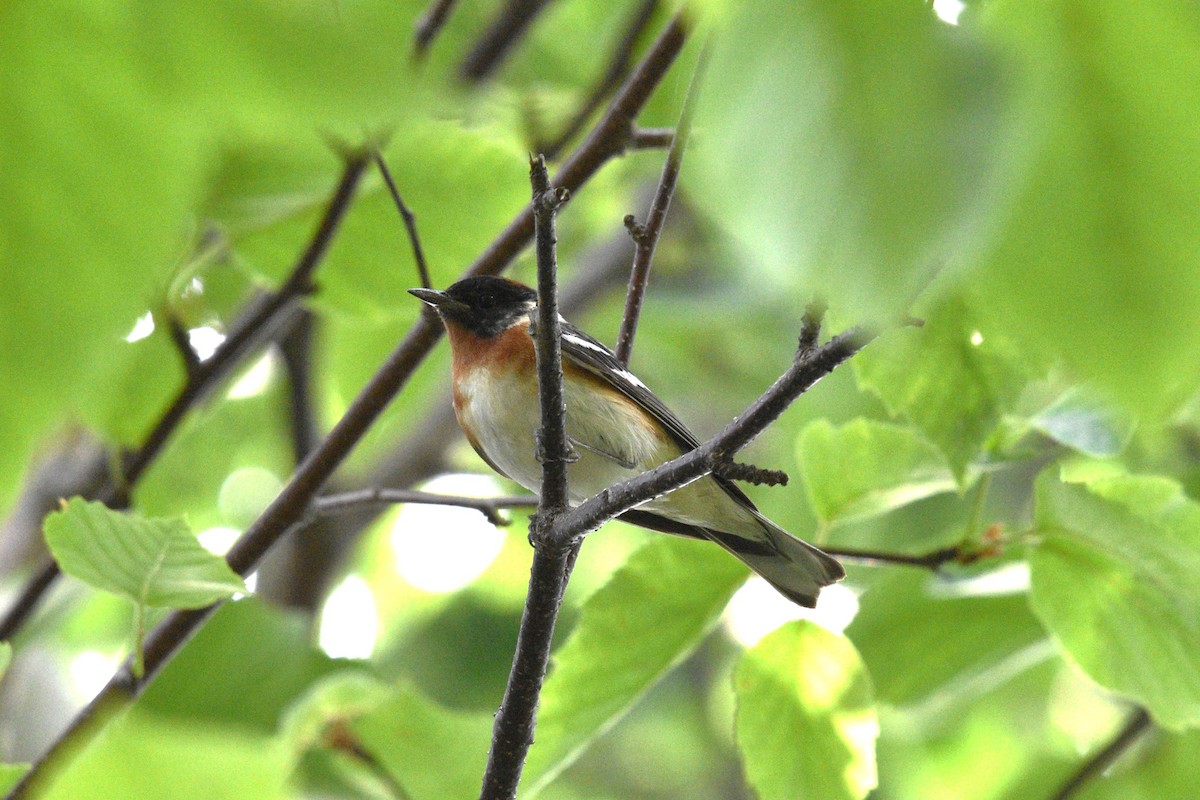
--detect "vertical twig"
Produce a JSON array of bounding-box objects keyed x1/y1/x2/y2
[
  {"x1": 374, "y1": 152, "x2": 433, "y2": 289},
  {"x1": 478, "y1": 155, "x2": 575, "y2": 800},
  {"x1": 613, "y1": 43, "x2": 708, "y2": 366}
]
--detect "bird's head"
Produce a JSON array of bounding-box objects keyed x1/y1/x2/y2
[{"x1": 409, "y1": 276, "x2": 537, "y2": 338}]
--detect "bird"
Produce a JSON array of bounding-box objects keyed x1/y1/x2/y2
[{"x1": 409, "y1": 275, "x2": 844, "y2": 607}]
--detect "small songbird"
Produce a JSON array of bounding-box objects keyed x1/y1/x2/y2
[{"x1": 410, "y1": 276, "x2": 844, "y2": 607}]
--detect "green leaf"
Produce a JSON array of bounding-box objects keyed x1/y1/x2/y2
[
  {"x1": 521, "y1": 536, "x2": 749, "y2": 795},
  {"x1": 975, "y1": 0, "x2": 1200, "y2": 416},
  {"x1": 350, "y1": 682, "x2": 492, "y2": 800},
  {"x1": 0, "y1": 643, "x2": 10, "y2": 681},
  {"x1": 735, "y1": 622, "x2": 878, "y2": 800},
  {"x1": 798, "y1": 418, "x2": 956, "y2": 525},
  {"x1": 44, "y1": 498, "x2": 245, "y2": 608},
  {"x1": 853, "y1": 293, "x2": 1027, "y2": 480},
  {"x1": 137, "y1": 598, "x2": 342, "y2": 732},
  {"x1": 1029, "y1": 388, "x2": 1133, "y2": 458},
  {"x1": 42, "y1": 711, "x2": 291, "y2": 800},
  {"x1": 0, "y1": 765, "x2": 27, "y2": 796},
  {"x1": 848, "y1": 571, "x2": 1049, "y2": 707},
  {"x1": 281, "y1": 672, "x2": 394, "y2": 752},
  {"x1": 1030, "y1": 473, "x2": 1200, "y2": 729},
  {"x1": 696, "y1": 0, "x2": 1002, "y2": 319},
  {"x1": 1079, "y1": 727, "x2": 1200, "y2": 800}
]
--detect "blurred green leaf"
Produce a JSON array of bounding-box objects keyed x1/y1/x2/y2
[
  {"x1": 976, "y1": 0, "x2": 1200, "y2": 415},
  {"x1": 1030, "y1": 473, "x2": 1200, "y2": 729},
  {"x1": 137, "y1": 598, "x2": 343, "y2": 732},
  {"x1": 281, "y1": 672, "x2": 393, "y2": 752},
  {"x1": 848, "y1": 571, "x2": 1049, "y2": 707},
  {"x1": 42, "y1": 711, "x2": 291, "y2": 800},
  {"x1": 0, "y1": 765, "x2": 27, "y2": 795},
  {"x1": 45, "y1": 499, "x2": 245, "y2": 608},
  {"x1": 1081, "y1": 728, "x2": 1200, "y2": 800},
  {"x1": 1029, "y1": 388, "x2": 1133, "y2": 458},
  {"x1": 798, "y1": 418, "x2": 956, "y2": 525},
  {"x1": 854, "y1": 293, "x2": 1027, "y2": 479},
  {"x1": 351, "y1": 681, "x2": 492, "y2": 800},
  {"x1": 522, "y1": 537, "x2": 748, "y2": 795},
  {"x1": 696, "y1": 0, "x2": 1001, "y2": 318},
  {"x1": 735, "y1": 622, "x2": 878, "y2": 800}
]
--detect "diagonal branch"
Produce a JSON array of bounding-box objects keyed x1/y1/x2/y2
[
  {"x1": 375, "y1": 151, "x2": 433, "y2": 290},
  {"x1": 614, "y1": 40, "x2": 708, "y2": 366},
  {"x1": 0, "y1": 151, "x2": 370, "y2": 644},
  {"x1": 4, "y1": 15, "x2": 692, "y2": 799},
  {"x1": 1049, "y1": 706, "x2": 1153, "y2": 800},
  {"x1": 311, "y1": 489, "x2": 537, "y2": 527}
]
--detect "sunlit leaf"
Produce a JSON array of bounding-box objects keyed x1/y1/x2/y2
[
  {"x1": 976, "y1": 0, "x2": 1200, "y2": 415},
  {"x1": 735, "y1": 622, "x2": 878, "y2": 800},
  {"x1": 853, "y1": 293, "x2": 1026, "y2": 480},
  {"x1": 798, "y1": 418, "x2": 956, "y2": 525},
  {"x1": 44, "y1": 498, "x2": 245, "y2": 609},
  {"x1": 697, "y1": 0, "x2": 1001, "y2": 319},
  {"x1": 1030, "y1": 473, "x2": 1200, "y2": 729},
  {"x1": 42, "y1": 711, "x2": 290, "y2": 800}
]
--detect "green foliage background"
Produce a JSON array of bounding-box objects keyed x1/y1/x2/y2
[{"x1": 2, "y1": 0, "x2": 1200, "y2": 797}]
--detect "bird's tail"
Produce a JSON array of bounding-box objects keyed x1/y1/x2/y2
[{"x1": 703, "y1": 515, "x2": 844, "y2": 608}]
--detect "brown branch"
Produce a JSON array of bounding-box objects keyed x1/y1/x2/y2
[
  {"x1": 374, "y1": 151, "x2": 433, "y2": 290},
  {"x1": 712, "y1": 460, "x2": 789, "y2": 487},
  {"x1": 478, "y1": 155, "x2": 575, "y2": 800},
  {"x1": 1049, "y1": 707, "x2": 1153, "y2": 800},
  {"x1": 0, "y1": 151, "x2": 370, "y2": 644},
  {"x1": 614, "y1": 42, "x2": 707, "y2": 366},
  {"x1": 312, "y1": 488, "x2": 538, "y2": 527},
  {"x1": 164, "y1": 313, "x2": 201, "y2": 378},
  {"x1": 821, "y1": 544, "x2": 965, "y2": 569},
  {"x1": 459, "y1": 0, "x2": 555, "y2": 83},
  {"x1": 540, "y1": 0, "x2": 659, "y2": 159},
  {"x1": 5, "y1": 16, "x2": 692, "y2": 798},
  {"x1": 413, "y1": 0, "x2": 461, "y2": 61}
]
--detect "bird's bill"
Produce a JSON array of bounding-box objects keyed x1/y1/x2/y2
[{"x1": 408, "y1": 287, "x2": 469, "y2": 315}]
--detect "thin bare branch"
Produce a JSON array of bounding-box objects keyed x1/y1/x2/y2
[
  {"x1": 540, "y1": 0, "x2": 659, "y2": 159},
  {"x1": 413, "y1": 0, "x2": 461, "y2": 61},
  {"x1": 822, "y1": 544, "x2": 965, "y2": 570},
  {"x1": 164, "y1": 313, "x2": 201, "y2": 378},
  {"x1": 312, "y1": 488, "x2": 537, "y2": 526},
  {"x1": 374, "y1": 151, "x2": 433, "y2": 289},
  {"x1": 712, "y1": 460, "x2": 789, "y2": 487},
  {"x1": 614, "y1": 42, "x2": 708, "y2": 366}
]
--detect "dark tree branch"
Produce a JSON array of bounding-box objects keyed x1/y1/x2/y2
[
  {"x1": 712, "y1": 460, "x2": 789, "y2": 487},
  {"x1": 0, "y1": 151, "x2": 370, "y2": 645},
  {"x1": 540, "y1": 0, "x2": 659, "y2": 159},
  {"x1": 478, "y1": 155, "x2": 575, "y2": 800},
  {"x1": 798, "y1": 298, "x2": 826, "y2": 357},
  {"x1": 6, "y1": 17, "x2": 692, "y2": 797},
  {"x1": 312, "y1": 488, "x2": 537, "y2": 527},
  {"x1": 614, "y1": 41, "x2": 707, "y2": 366},
  {"x1": 374, "y1": 151, "x2": 433, "y2": 290},
  {"x1": 413, "y1": 0, "x2": 461, "y2": 61},
  {"x1": 1049, "y1": 707, "x2": 1153, "y2": 800},
  {"x1": 459, "y1": 0, "x2": 555, "y2": 83},
  {"x1": 279, "y1": 309, "x2": 321, "y2": 464}
]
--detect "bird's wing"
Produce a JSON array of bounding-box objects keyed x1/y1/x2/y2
[{"x1": 549, "y1": 320, "x2": 759, "y2": 511}]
